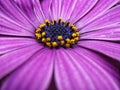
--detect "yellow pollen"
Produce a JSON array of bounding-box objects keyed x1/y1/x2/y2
[
  {"x1": 65, "y1": 43, "x2": 70, "y2": 48},
  {"x1": 72, "y1": 26, "x2": 77, "y2": 31},
  {"x1": 72, "y1": 33, "x2": 77, "y2": 37},
  {"x1": 52, "y1": 20, "x2": 56, "y2": 25},
  {"x1": 41, "y1": 38, "x2": 46, "y2": 43},
  {"x1": 70, "y1": 39, "x2": 75, "y2": 44},
  {"x1": 74, "y1": 37, "x2": 79, "y2": 41},
  {"x1": 41, "y1": 32, "x2": 46, "y2": 37},
  {"x1": 66, "y1": 38, "x2": 71, "y2": 43},
  {"x1": 46, "y1": 42, "x2": 51, "y2": 47},
  {"x1": 45, "y1": 19, "x2": 50, "y2": 26},
  {"x1": 52, "y1": 42, "x2": 58, "y2": 47},
  {"x1": 61, "y1": 40, "x2": 65, "y2": 45},
  {"x1": 76, "y1": 32, "x2": 80, "y2": 36},
  {"x1": 58, "y1": 36, "x2": 63, "y2": 40},
  {"x1": 39, "y1": 24, "x2": 46, "y2": 28},
  {"x1": 46, "y1": 37, "x2": 51, "y2": 41},
  {"x1": 36, "y1": 28, "x2": 41, "y2": 33},
  {"x1": 35, "y1": 33, "x2": 41, "y2": 39}
]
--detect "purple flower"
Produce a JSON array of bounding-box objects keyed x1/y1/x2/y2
[{"x1": 0, "y1": 0, "x2": 120, "y2": 90}]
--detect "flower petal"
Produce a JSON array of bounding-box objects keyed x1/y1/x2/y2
[
  {"x1": 81, "y1": 26, "x2": 120, "y2": 41},
  {"x1": 0, "y1": 37, "x2": 38, "y2": 55},
  {"x1": 14, "y1": 0, "x2": 40, "y2": 27},
  {"x1": 0, "y1": 15, "x2": 34, "y2": 36},
  {"x1": 78, "y1": 40, "x2": 120, "y2": 61},
  {"x1": 40, "y1": 0, "x2": 53, "y2": 20},
  {"x1": 0, "y1": 44, "x2": 43, "y2": 79},
  {"x1": 0, "y1": 0, "x2": 34, "y2": 30},
  {"x1": 76, "y1": 0, "x2": 119, "y2": 29},
  {"x1": 69, "y1": 0, "x2": 98, "y2": 23},
  {"x1": 55, "y1": 48, "x2": 119, "y2": 90},
  {"x1": 1, "y1": 49, "x2": 54, "y2": 90},
  {"x1": 80, "y1": 5, "x2": 120, "y2": 33}
]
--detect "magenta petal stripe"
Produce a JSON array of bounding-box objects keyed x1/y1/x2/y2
[
  {"x1": 40, "y1": 0, "x2": 52, "y2": 20},
  {"x1": 55, "y1": 48, "x2": 119, "y2": 90},
  {"x1": 80, "y1": 5, "x2": 120, "y2": 33},
  {"x1": 81, "y1": 26, "x2": 120, "y2": 41},
  {"x1": 0, "y1": 44, "x2": 43, "y2": 79},
  {"x1": 78, "y1": 41, "x2": 120, "y2": 61},
  {"x1": 14, "y1": 0, "x2": 40, "y2": 28},
  {"x1": 1, "y1": 49, "x2": 54, "y2": 90},
  {"x1": 0, "y1": 0, "x2": 34, "y2": 30},
  {"x1": 69, "y1": 0, "x2": 98, "y2": 23},
  {"x1": 76, "y1": 0, "x2": 119, "y2": 29},
  {"x1": 0, "y1": 37, "x2": 38, "y2": 55}
]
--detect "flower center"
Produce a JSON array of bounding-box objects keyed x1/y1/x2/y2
[{"x1": 35, "y1": 18, "x2": 80, "y2": 48}]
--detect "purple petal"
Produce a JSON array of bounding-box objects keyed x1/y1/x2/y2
[
  {"x1": 0, "y1": 44, "x2": 43, "y2": 79},
  {"x1": 32, "y1": 0, "x2": 45, "y2": 23},
  {"x1": 40, "y1": 0, "x2": 53, "y2": 20},
  {"x1": 69, "y1": 0, "x2": 98, "y2": 23},
  {"x1": 14, "y1": 0, "x2": 40, "y2": 27},
  {"x1": 55, "y1": 48, "x2": 119, "y2": 90},
  {"x1": 0, "y1": 0, "x2": 34, "y2": 30},
  {"x1": 76, "y1": 0, "x2": 119, "y2": 29},
  {"x1": 81, "y1": 26, "x2": 120, "y2": 41},
  {"x1": 78, "y1": 40, "x2": 120, "y2": 61},
  {"x1": 80, "y1": 5, "x2": 120, "y2": 33},
  {"x1": 0, "y1": 15, "x2": 34, "y2": 36},
  {"x1": 0, "y1": 37, "x2": 38, "y2": 55},
  {"x1": 1, "y1": 49, "x2": 54, "y2": 90}
]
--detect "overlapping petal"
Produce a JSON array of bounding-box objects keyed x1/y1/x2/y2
[
  {"x1": 81, "y1": 26, "x2": 120, "y2": 41},
  {"x1": 0, "y1": 44, "x2": 43, "y2": 79},
  {"x1": 80, "y1": 5, "x2": 120, "y2": 33},
  {"x1": 55, "y1": 48, "x2": 119, "y2": 90},
  {"x1": 78, "y1": 40, "x2": 120, "y2": 61},
  {"x1": 1, "y1": 49, "x2": 54, "y2": 90},
  {"x1": 76, "y1": 0, "x2": 119, "y2": 29},
  {"x1": 0, "y1": 37, "x2": 38, "y2": 55}
]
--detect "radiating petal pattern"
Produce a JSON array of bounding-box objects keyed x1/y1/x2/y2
[
  {"x1": 0, "y1": 37, "x2": 38, "y2": 55},
  {"x1": 0, "y1": 0, "x2": 34, "y2": 30},
  {"x1": 80, "y1": 5, "x2": 120, "y2": 33},
  {"x1": 55, "y1": 48, "x2": 119, "y2": 90},
  {"x1": 1, "y1": 49, "x2": 54, "y2": 90},
  {"x1": 78, "y1": 41, "x2": 120, "y2": 61},
  {"x1": 0, "y1": 44, "x2": 43, "y2": 79},
  {"x1": 40, "y1": 0, "x2": 52, "y2": 20},
  {"x1": 81, "y1": 26, "x2": 120, "y2": 41},
  {"x1": 76, "y1": 0, "x2": 119, "y2": 29},
  {"x1": 14, "y1": 0, "x2": 40, "y2": 27},
  {"x1": 69, "y1": 0, "x2": 98, "y2": 23}
]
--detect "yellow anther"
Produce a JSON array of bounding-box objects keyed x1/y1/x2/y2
[
  {"x1": 66, "y1": 22, "x2": 70, "y2": 26},
  {"x1": 62, "y1": 20, "x2": 65, "y2": 24},
  {"x1": 45, "y1": 19, "x2": 50, "y2": 26},
  {"x1": 41, "y1": 32, "x2": 46, "y2": 37},
  {"x1": 52, "y1": 42, "x2": 58, "y2": 47},
  {"x1": 70, "y1": 39, "x2": 75, "y2": 44},
  {"x1": 41, "y1": 38, "x2": 46, "y2": 43},
  {"x1": 58, "y1": 18, "x2": 62, "y2": 23},
  {"x1": 76, "y1": 32, "x2": 80, "y2": 36},
  {"x1": 66, "y1": 38, "x2": 71, "y2": 43},
  {"x1": 46, "y1": 42, "x2": 51, "y2": 47},
  {"x1": 72, "y1": 26, "x2": 77, "y2": 31},
  {"x1": 74, "y1": 37, "x2": 79, "y2": 41},
  {"x1": 35, "y1": 33, "x2": 41, "y2": 39},
  {"x1": 52, "y1": 20, "x2": 56, "y2": 25},
  {"x1": 36, "y1": 28, "x2": 41, "y2": 33},
  {"x1": 39, "y1": 24, "x2": 46, "y2": 28},
  {"x1": 46, "y1": 37, "x2": 51, "y2": 41},
  {"x1": 58, "y1": 36, "x2": 63, "y2": 40},
  {"x1": 72, "y1": 33, "x2": 77, "y2": 37},
  {"x1": 65, "y1": 43, "x2": 70, "y2": 48},
  {"x1": 61, "y1": 40, "x2": 65, "y2": 45}
]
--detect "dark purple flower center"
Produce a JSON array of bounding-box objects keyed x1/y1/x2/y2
[{"x1": 35, "y1": 18, "x2": 80, "y2": 48}]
